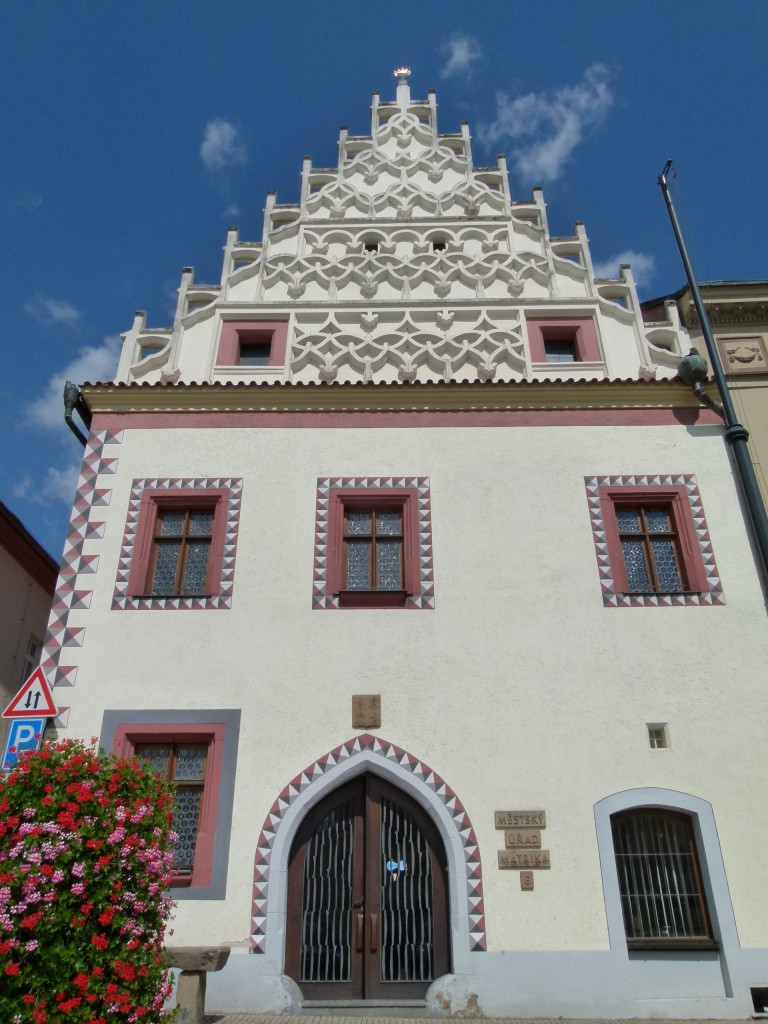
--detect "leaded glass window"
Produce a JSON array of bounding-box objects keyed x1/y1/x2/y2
[
  {"x1": 615, "y1": 504, "x2": 685, "y2": 594},
  {"x1": 148, "y1": 508, "x2": 213, "y2": 596},
  {"x1": 612, "y1": 810, "x2": 711, "y2": 943},
  {"x1": 343, "y1": 507, "x2": 403, "y2": 591},
  {"x1": 135, "y1": 742, "x2": 208, "y2": 875}
]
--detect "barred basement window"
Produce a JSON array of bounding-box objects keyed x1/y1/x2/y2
[
  {"x1": 148, "y1": 509, "x2": 213, "y2": 597},
  {"x1": 136, "y1": 743, "x2": 208, "y2": 879},
  {"x1": 611, "y1": 810, "x2": 713, "y2": 947},
  {"x1": 344, "y1": 507, "x2": 403, "y2": 592}
]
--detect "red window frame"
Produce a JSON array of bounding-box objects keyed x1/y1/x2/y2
[
  {"x1": 126, "y1": 489, "x2": 230, "y2": 599},
  {"x1": 216, "y1": 319, "x2": 288, "y2": 367},
  {"x1": 327, "y1": 488, "x2": 419, "y2": 608},
  {"x1": 598, "y1": 485, "x2": 709, "y2": 595},
  {"x1": 112, "y1": 723, "x2": 226, "y2": 888},
  {"x1": 527, "y1": 316, "x2": 601, "y2": 364}
]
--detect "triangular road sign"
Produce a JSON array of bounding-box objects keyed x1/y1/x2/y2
[{"x1": 3, "y1": 667, "x2": 58, "y2": 719}]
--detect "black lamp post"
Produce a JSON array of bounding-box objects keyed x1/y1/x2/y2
[{"x1": 658, "y1": 161, "x2": 768, "y2": 587}]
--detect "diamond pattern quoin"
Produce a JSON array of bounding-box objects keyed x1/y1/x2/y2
[
  {"x1": 584, "y1": 474, "x2": 725, "y2": 608},
  {"x1": 40, "y1": 429, "x2": 124, "y2": 690},
  {"x1": 249, "y1": 734, "x2": 485, "y2": 954},
  {"x1": 311, "y1": 477, "x2": 435, "y2": 610},
  {"x1": 111, "y1": 478, "x2": 243, "y2": 611}
]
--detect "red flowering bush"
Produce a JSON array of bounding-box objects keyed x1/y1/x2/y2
[{"x1": 0, "y1": 738, "x2": 177, "y2": 1023}]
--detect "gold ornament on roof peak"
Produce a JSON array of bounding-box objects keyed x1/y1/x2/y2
[{"x1": 394, "y1": 67, "x2": 412, "y2": 78}]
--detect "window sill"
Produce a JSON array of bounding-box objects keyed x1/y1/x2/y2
[
  {"x1": 338, "y1": 590, "x2": 409, "y2": 609},
  {"x1": 627, "y1": 938, "x2": 720, "y2": 952}
]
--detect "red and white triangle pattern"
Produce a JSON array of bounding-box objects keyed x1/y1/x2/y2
[
  {"x1": 40, "y1": 429, "x2": 124, "y2": 691},
  {"x1": 249, "y1": 733, "x2": 485, "y2": 954},
  {"x1": 584, "y1": 474, "x2": 725, "y2": 608},
  {"x1": 111, "y1": 478, "x2": 243, "y2": 611},
  {"x1": 311, "y1": 476, "x2": 435, "y2": 610}
]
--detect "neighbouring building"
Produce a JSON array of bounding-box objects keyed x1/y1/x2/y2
[
  {"x1": 0, "y1": 501, "x2": 58, "y2": 749},
  {"x1": 47, "y1": 72, "x2": 768, "y2": 1018},
  {"x1": 642, "y1": 281, "x2": 768, "y2": 509}
]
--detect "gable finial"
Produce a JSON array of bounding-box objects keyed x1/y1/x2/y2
[{"x1": 393, "y1": 67, "x2": 412, "y2": 108}]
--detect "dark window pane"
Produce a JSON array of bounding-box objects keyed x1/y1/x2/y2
[
  {"x1": 346, "y1": 511, "x2": 371, "y2": 536},
  {"x1": 182, "y1": 541, "x2": 210, "y2": 594},
  {"x1": 544, "y1": 340, "x2": 575, "y2": 363},
  {"x1": 160, "y1": 512, "x2": 185, "y2": 536},
  {"x1": 377, "y1": 540, "x2": 402, "y2": 590},
  {"x1": 239, "y1": 342, "x2": 271, "y2": 365},
  {"x1": 346, "y1": 540, "x2": 371, "y2": 589},
  {"x1": 152, "y1": 542, "x2": 181, "y2": 594},
  {"x1": 621, "y1": 539, "x2": 651, "y2": 592},
  {"x1": 651, "y1": 539, "x2": 682, "y2": 592}
]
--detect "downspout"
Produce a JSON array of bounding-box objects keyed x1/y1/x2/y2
[{"x1": 63, "y1": 381, "x2": 92, "y2": 448}]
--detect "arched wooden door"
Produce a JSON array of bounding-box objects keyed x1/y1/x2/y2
[{"x1": 285, "y1": 774, "x2": 450, "y2": 1000}]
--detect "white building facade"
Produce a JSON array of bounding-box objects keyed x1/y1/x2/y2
[{"x1": 48, "y1": 73, "x2": 768, "y2": 1017}]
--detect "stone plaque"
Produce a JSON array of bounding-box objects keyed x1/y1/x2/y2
[
  {"x1": 520, "y1": 871, "x2": 534, "y2": 891},
  {"x1": 505, "y1": 829, "x2": 541, "y2": 848},
  {"x1": 495, "y1": 810, "x2": 546, "y2": 829},
  {"x1": 352, "y1": 694, "x2": 381, "y2": 729},
  {"x1": 716, "y1": 336, "x2": 768, "y2": 375},
  {"x1": 498, "y1": 849, "x2": 551, "y2": 870}
]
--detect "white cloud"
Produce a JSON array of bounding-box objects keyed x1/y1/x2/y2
[
  {"x1": 592, "y1": 250, "x2": 656, "y2": 288},
  {"x1": 478, "y1": 64, "x2": 613, "y2": 183},
  {"x1": 224, "y1": 204, "x2": 240, "y2": 219},
  {"x1": 200, "y1": 119, "x2": 247, "y2": 171},
  {"x1": 24, "y1": 297, "x2": 81, "y2": 326},
  {"x1": 440, "y1": 33, "x2": 482, "y2": 80},
  {"x1": 25, "y1": 335, "x2": 122, "y2": 430},
  {"x1": 10, "y1": 193, "x2": 43, "y2": 211},
  {"x1": 13, "y1": 462, "x2": 81, "y2": 507}
]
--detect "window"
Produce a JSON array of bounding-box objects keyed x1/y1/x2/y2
[
  {"x1": 343, "y1": 507, "x2": 404, "y2": 593},
  {"x1": 431, "y1": 239, "x2": 447, "y2": 252},
  {"x1": 544, "y1": 339, "x2": 575, "y2": 363},
  {"x1": 611, "y1": 810, "x2": 714, "y2": 948},
  {"x1": 148, "y1": 508, "x2": 214, "y2": 597},
  {"x1": 238, "y1": 337, "x2": 272, "y2": 366},
  {"x1": 527, "y1": 317, "x2": 600, "y2": 364},
  {"x1": 364, "y1": 241, "x2": 379, "y2": 253},
  {"x1": 107, "y1": 715, "x2": 239, "y2": 895},
  {"x1": 614, "y1": 504, "x2": 686, "y2": 594},
  {"x1": 215, "y1": 319, "x2": 288, "y2": 367},
  {"x1": 312, "y1": 477, "x2": 435, "y2": 610},
  {"x1": 647, "y1": 724, "x2": 668, "y2": 749},
  {"x1": 585, "y1": 475, "x2": 723, "y2": 608},
  {"x1": 135, "y1": 742, "x2": 208, "y2": 880},
  {"x1": 114, "y1": 478, "x2": 242, "y2": 611},
  {"x1": 19, "y1": 636, "x2": 42, "y2": 685}
]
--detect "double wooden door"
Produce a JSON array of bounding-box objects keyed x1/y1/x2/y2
[{"x1": 285, "y1": 775, "x2": 450, "y2": 1000}]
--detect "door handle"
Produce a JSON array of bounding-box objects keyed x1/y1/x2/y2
[
  {"x1": 369, "y1": 913, "x2": 378, "y2": 953},
  {"x1": 355, "y1": 913, "x2": 364, "y2": 952}
]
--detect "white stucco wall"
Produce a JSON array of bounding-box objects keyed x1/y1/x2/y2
[{"x1": 56, "y1": 420, "x2": 768, "y2": 960}]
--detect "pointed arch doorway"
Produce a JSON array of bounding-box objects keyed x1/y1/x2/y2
[{"x1": 285, "y1": 773, "x2": 450, "y2": 1000}]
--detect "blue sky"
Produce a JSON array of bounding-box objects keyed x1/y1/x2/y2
[{"x1": 2, "y1": 1, "x2": 767, "y2": 560}]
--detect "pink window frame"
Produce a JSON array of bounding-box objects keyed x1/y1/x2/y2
[
  {"x1": 527, "y1": 316, "x2": 601, "y2": 363},
  {"x1": 216, "y1": 319, "x2": 288, "y2": 367},
  {"x1": 599, "y1": 484, "x2": 709, "y2": 595},
  {"x1": 327, "y1": 488, "x2": 419, "y2": 608},
  {"x1": 112, "y1": 723, "x2": 225, "y2": 888},
  {"x1": 125, "y1": 488, "x2": 230, "y2": 598}
]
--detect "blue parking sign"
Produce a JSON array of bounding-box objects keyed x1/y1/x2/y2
[{"x1": 2, "y1": 717, "x2": 46, "y2": 770}]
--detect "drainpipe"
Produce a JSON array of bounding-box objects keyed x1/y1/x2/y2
[
  {"x1": 63, "y1": 381, "x2": 92, "y2": 447},
  {"x1": 659, "y1": 161, "x2": 768, "y2": 587}
]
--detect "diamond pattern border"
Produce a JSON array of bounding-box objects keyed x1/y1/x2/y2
[
  {"x1": 312, "y1": 476, "x2": 435, "y2": 609},
  {"x1": 250, "y1": 733, "x2": 485, "y2": 954},
  {"x1": 41, "y1": 429, "x2": 124, "y2": 690},
  {"x1": 111, "y1": 477, "x2": 243, "y2": 611},
  {"x1": 584, "y1": 474, "x2": 725, "y2": 608}
]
